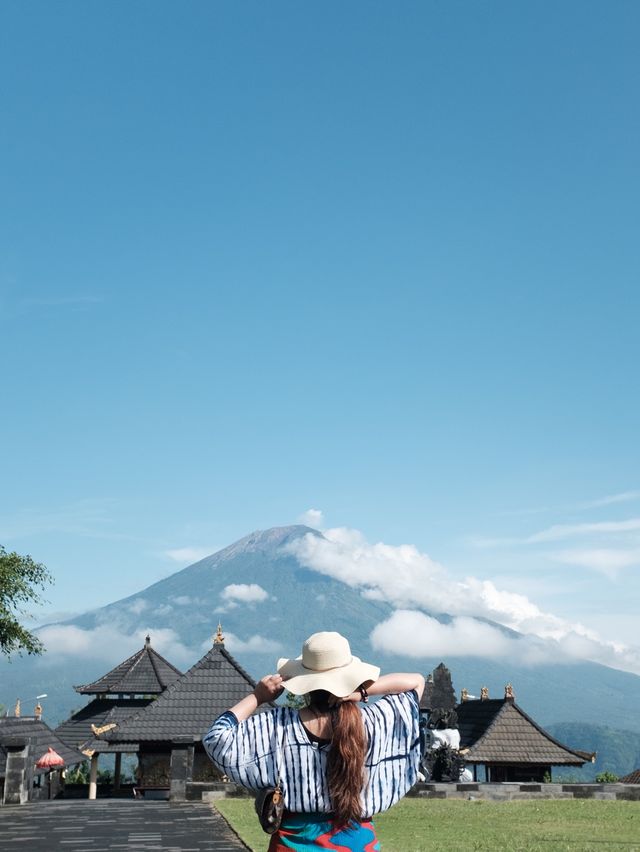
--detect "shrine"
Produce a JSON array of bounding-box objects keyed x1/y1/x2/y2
[
  {"x1": 55, "y1": 634, "x2": 182, "y2": 798},
  {"x1": 97, "y1": 625, "x2": 258, "y2": 800}
]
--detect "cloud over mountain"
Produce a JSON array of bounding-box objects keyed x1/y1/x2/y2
[
  {"x1": 37, "y1": 623, "x2": 196, "y2": 667},
  {"x1": 221, "y1": 583, "x2": 269, "y2": 604},
  {"x1": 370, "y1": 611, "x2": 519, "y2": 659},
  {"x1": 288, "y1": 526, "x2": 640, "y2": 675}
]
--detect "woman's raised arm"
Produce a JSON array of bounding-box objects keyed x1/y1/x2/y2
[
  {"x1": 369, "y1": 673, "x2": 425, "y2": 699},
  {"x1": 338, "y1": 672, "x2": 425, "y2": 703}
]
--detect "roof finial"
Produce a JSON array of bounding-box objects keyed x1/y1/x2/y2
[
  {"x1": 34, "y1": 702, "x2": 43, "y2": 720},
  {"x1": 461, "y1": 688, "x2": 469, "y2": 702},
  {"x1": 480, "y1": 686, "x2": 489, "y2": 701},
  {"x1": 14, "y1": 698, "x2": 21, "y2": 717},
  {"x1": 214, "y1": 622, "x2": 225, "y2": 646},
  {"x1": 504, "y1": 682, "x2": 515, "y2": 701},
  {"x1": 145, "y1": 634, "x2": 151, "y2": 647}
]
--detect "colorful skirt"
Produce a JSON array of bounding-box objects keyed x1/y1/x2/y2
[{"x1": 267, "y1": 813, "x2": 380, "y2": 851}]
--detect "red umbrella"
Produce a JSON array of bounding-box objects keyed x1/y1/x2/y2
[{"x1": 36, "y1": 747, "x2": 65, "y2": 769}]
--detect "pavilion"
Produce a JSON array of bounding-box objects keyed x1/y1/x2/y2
[
  {"x1": 100, "y1": 625, "x2": 257, "y2": 800},
  {"x1": 456, "y1": 684, "x2": 596, "y2": 782},
  {"x1": 55, "y1": 634, "x2": 182, "y2": 798}
]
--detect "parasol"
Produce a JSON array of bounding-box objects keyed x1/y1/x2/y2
[{"x1": 35, "y1": 747, "x2": 65, "y2": 769}]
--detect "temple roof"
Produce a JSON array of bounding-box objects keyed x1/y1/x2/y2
[
  {"x1": 74, "y1": 636, "x2": 183, "y2": 695},
  {"x1": 620, "y1": 768, "x2": 640, "y2": 784},
  {"x1": 105, "y1": 640, "x2": 256, "y2": 744},
  {"x1": 55, "y1": 697, "x2": 151, "y2": 752},
  {"x1": 0, "y1": 717, "x2": 85, "y2": 776},
  {"x1": 457, "y1": 698, "x2": 595, "y2": 766}
]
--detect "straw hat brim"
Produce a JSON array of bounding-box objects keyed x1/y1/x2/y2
[{"x1": 277, "y1": 654, "x2": 380, "y2": 697}]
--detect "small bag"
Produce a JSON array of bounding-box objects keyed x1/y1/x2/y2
[
  {"x1": 255, "y1": 715, "x2": 285, "y2": 834},
  {"x1": 254, "y1": 784, "x2": 284, "y2": 834}
]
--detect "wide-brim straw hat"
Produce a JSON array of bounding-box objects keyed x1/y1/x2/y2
[{"x1": 277, "y1": 631, "x2": 380, "y2": 697}]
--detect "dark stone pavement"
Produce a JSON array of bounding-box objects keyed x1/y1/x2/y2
[{"x1": 0, "y1": 799, "x2": 249, "y2": 851}]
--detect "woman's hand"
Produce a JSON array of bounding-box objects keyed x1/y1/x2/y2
[
  {"x1": 226, "y1": 674, "x2": 284, "y2": 721},
  {"x1": 253, "y1": 674, "x2": 284, "y2": 705}
]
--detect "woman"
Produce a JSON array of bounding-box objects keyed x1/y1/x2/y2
[{"x1": 203, "y1": 631, "x2": 425, "y2": 850}]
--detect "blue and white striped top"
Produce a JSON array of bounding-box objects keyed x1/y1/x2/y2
[{"x1": 203, "y1": 691, "x2": 420, "y2": 817}]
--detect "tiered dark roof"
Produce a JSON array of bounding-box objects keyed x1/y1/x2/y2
[
  {"x1": 457, "y1": 698, "x2": 595, "y2": 766},
  {"x1": 55, "y1": 697, "x2": 149, "y2": 753},
  {"x1": 106, "y1": 641, "x2": 256, "y2": 744},
  {"x1": 0, "y1": 717, "x2": 85, "y2": 776},
  {"x1": 75, "y1": 636, "x2": 182, "y2": 695}
]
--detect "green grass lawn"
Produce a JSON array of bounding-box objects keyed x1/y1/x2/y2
[{"x1": 214, "y1": 797, "x2": 640, "y2": 851}]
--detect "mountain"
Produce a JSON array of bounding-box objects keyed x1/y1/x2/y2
[{"x1": 2, "y1": 524, "x2": 640, "y2": 775}]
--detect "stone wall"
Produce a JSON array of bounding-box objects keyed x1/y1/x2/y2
[
  {"x1": 197, "y1": 781, "x2": 640, "y2": 804},
  {"x1": 408, "y1": 782, "x2": 640, "y2": 801}
]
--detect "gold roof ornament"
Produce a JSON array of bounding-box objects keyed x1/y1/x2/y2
[
  {"x1": 14, "y1": 699, "x2": 21, "y2": 717},
  {"x1": 214, "y1": 622, "x2": 225, "y2": 646},
  {"x1": 34, "y1": 702, "x2": 43, "y2": 720},
  {"x1": 504, "y1": 683, "x2": 515, "y2": 701},
  {"x1": 91, "y1": 722, "x2": 117, "y2": 736},
  {"x1": 461, "y1": 688, "x2": 469, "y2": 702},
  {"x1": 480, "y1": 686, "x2": 489, "y2": 701}
]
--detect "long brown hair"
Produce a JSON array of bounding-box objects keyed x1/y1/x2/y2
[{"x1": 308, "y1": 690, "x2": 367, "y2": 825}]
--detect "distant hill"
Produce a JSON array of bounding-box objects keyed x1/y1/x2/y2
[
  {"x1": 546, "y1": 722, "x2": 640, "y2": 781},
  {"x1": 2, "y1": 524, "x2": 640, "y2": 772}
]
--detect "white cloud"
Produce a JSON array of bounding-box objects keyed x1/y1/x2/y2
[
  {"x1": 371, "y1": 611, "x2": 516, "y2": 658},
  {"x1": 527, "y1": 518, "x2": 640, "y2": 543},
  {"x1": 164, "y1": 546, "x2": 212, "y2": 563},
  {"x1": 549, "y1": 548, "x2": 640, "y2": 578},
  {"x1": 172, "y1": 595, "x2": 192, "y2": 606},
  {"x1": 127, "y1": 598, "x2": 149, "y2": 615},
  {"x1": 221, "y1": 583, "x2": 269, "y2": 604},
  {"x1": 495, "y1": 491, "x2": 640, "y2": 518},
  {"x1": 287, "y1": 527, "x2": 640, "y2": 675},
  {"x1": 201, "y1": 631, "x2": 283, "y2": 656},
  {"x1": 30, "y1": 609, "x2": 81, "y2": 627},
  {"x1": 298, "y1": 509, "x2": 324, "y2": 529},
  {"x1": 475, "y1": 517, "x2": 640, "y2": 548},
  {"x1": 37, "y1": 624, "x2": 197, "y2": 667},
  {"x1": 369, "y1": 610, "x2": 640, "y2": 672},
  {"x1": 578, "y1": 491, "x2": 640, "y2": 510}
]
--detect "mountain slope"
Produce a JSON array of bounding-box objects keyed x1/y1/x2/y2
[{"x1": 546, "y1": 722, "x2": 640, "y2": 781}]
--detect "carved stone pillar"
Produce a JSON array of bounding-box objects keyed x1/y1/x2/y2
[
  {"x1": 169, "y1": 737, "x2": 194, "y2": 801},
  {"x1": 2, "y1": 738, "x2": 31, "y2": 805}
]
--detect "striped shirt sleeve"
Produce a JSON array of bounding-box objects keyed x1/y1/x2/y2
[
  {"x1": 202, "y1": 709, "x2": 280, "y2": 791},
  {"x1": 360, "y1": 690, "x2": 421, "y2": 813}
]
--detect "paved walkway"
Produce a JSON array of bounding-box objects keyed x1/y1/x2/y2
[{"x1": 0, "y1": 799, "x2": 249, "y2": 851}]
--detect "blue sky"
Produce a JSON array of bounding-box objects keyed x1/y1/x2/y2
[{"x1": 1, "y1": 2, "x2": 639, "y2": 669}]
